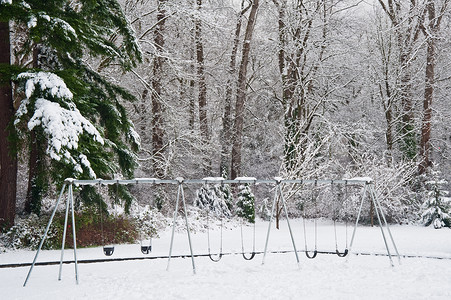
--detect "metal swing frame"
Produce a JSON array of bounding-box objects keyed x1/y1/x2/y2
[
  {"x1": 23, "y1": 176, "x2": 399, "y2": 287},
  {"x1": 261, "y1": 178, "x2": 400, "y2": 267}
]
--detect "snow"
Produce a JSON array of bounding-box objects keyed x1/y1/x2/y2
[
  {"x1": 0, "y1": 0, "x2": 12, "y2": 5},
  {"x1": 27, "y1": 16, "x2": 37, "y2": 28},
  {"x1": 17, "y1": 72, "x2": 73, "y2": 100},
  {"x1": 128, "y1": 127, "x2": 141, "y2": 147},
  {"x1": 15, "y1": 71, "x2": 104, "y2": 173},
  {"x1": 2, "y1": 220, "x2": 451, "y2": 299},
  {"x1": 234, "y1": 176, "x2": 257, "y2": 181},
  {"x1": 346, "y1": 177, "x2": 373, "y2": 183},
  {"x1": 52, "y1": 18, "x2": 77, "y2": 39},
  {"x1": 24, "y1": 98, "x2": 104, "y2": 161},
  {"x1": 202, "y1": 177, "x2": 225, "y2": 181}
]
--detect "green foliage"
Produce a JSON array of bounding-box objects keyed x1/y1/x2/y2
[
  {"x1": 236, "y1": 184, "x2": 255, "y2": 223},
  {"x1": 1, "y1": 0, "x2": 143, "y2": 213},
  {"x1": 399, "y1": 123, "x2": 417, "y2": 160},
  {"x1": 154, "y1": 194, "x2": 164, "y2": 212},
  {"x1": 0, "y1": 1, "x2": 141, "y2": 68}
]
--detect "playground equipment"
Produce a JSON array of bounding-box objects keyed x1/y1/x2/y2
[{"x1": 23, "y1": 177, "x2": 399, "y2": 286}]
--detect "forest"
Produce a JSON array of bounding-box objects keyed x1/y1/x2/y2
[{"x1": 0, "y1": 0, "x2": 450, "y2": 249}]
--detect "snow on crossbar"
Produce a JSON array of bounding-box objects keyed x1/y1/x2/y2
[{"x1": 65, "y1": 177, "x2": 374, "y2": 186}]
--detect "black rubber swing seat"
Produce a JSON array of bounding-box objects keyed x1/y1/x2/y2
[
  {"x1": 103, "y1": 246, "x2": 115, "y2": 256},
  {"x1": 141, "y1": 245, "x2": 152, "y2": 255},
  {"x1": 242, "y1": 252, "x2": 256, "y2": 261},
  {"x1": 336, "y1": 249, "x2": 348, "y2": 257},
  {"x1": 305, "y1": 250, "x2": 318, "y2": 259},
  {"x1": 208, "y1": 253, "x2": 223, "y2": 262}
]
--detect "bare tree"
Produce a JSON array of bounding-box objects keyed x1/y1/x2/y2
[
  {"x1": 271, "y1": 0, "x2": 332, "y2": 176},
  {"x1": 377, "y1": 0, "x2": 424, "y2": 160},
  {"x1": 231, "y1": 0, "x2": 260, "y2": 180},
  {"x1": 418, "y1": 0, "x2": 449, "y2": 174},
  {"x1": 195, "y1": 0, "x2": 211, "y2": 174},
  {"x1": 152, "y1": 0, "x2": 167, "y2": 178},
  {"x1": 220, "y1": 0, "x2": 251, "y2": 178}
]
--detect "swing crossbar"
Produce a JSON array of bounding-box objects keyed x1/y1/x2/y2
[{"x1": 65, "y1": 178, "x2": 373, "y2": 186}]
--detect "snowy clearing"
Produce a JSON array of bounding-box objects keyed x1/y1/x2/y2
[{"x1": 1, "y1": 219, "x2": 451, "y2": 300}]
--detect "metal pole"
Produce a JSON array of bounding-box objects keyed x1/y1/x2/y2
[
  {"x1": 180, "y1": 183, "x2": 196, "y2": 274},
  {"x1": 58, "y1": 188, "x2": 72, "y2": 280},
  {"x1": 370, "y1": 186, "x2": 401, "y2": 264},
  {"x1": 167, "y1": 182, "x2": 182, "y2": 271},
  {"x1": 347, "y1": 183, "x2": 367, "y2": 262},
  {"x1": 370, "y1": 185, "x2": 394, "y2": 267},
  {"x1": 262, "y1": 183, "x2": 279, "y2": 265},
  {"x1": 23, "y1": 184, "x2": 67, "y2": 287},
  {"x1": 69, "y1": 184, "x2": 79, "y2": 284},
  {"x1": 278, "y1": 184, "x2": 300, "y2": 267}
]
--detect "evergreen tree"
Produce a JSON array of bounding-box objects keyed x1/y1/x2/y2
[
  {"x1": 195, "y1": 184, "x2": 231, "y2": 217},
  {"x1": 236, "y1": 184, "x2": 255, "y2": 223},
  {"x1": 0, "y1": 0, "x2": 141, "y2": 214},
  {"x1": 420, "y1": 175, "x2": 450, "y2": 229}
]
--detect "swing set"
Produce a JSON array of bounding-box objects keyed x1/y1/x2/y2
[
  {"x1": 97, "y1": 180, "x2": 152, "y2": 257},
  {"x1": 202, "y1": 180, "x2": 257, "y2": 263},
  {"x1": 302, "y1": 180, "x2": 349, "y2": 259},
  {"x1": 23, "y1": 177, "x2": 399, "y2": 287}
]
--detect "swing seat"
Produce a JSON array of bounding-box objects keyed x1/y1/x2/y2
[
  {"x1": 336, "y1": 249, "x2": 348, "y2": 257},
  {"x1": 305, "y1": 250, "x2": 318, "y2": 259},
  {"x1": 103, "y1": 246, "x2": 115, "y2": 256},
  {"x1": 242, "y1": 252, "x2": 256, "y2": 261},
  {"x1": 208, "y1": 253, "x2": 223, "y2": 262},
  {"x1": 141, "y1": 245, "x2": 152, "y2": 254}
]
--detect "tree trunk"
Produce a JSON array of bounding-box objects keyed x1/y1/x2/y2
[
  {"x1": 24, "y1": 131, "x2": 44, "y2": 215},
  {"x1": 399, "y1": 52, "x2": 416, "y2": 160},
  {"x1": 24, "y1": 45, "x2": 47, "y2": 215},
  {"x1": 189, "y1": 78, "x2": 196, "y2": 131},
  {"x1": 220, "y1": 1, "x2": 250, "y2": 178},
  {"x1": 195, "y1": 0, "x2": 210, "y2": 174},
  {"x1": 152, "y1": 0, "x2": 167, "y2": 178},
  {"x1": 419, "y1": 37, "x2": 434, "y2": 174},
  {"x1": 140, "y1": 88, "x2": 149, "y2": 143},
  {"x1": 0, "y1": 21, "x2": 17, "y2": 230},
  {"x1": 419, "y1": 0, "x2": 444, "y2": 174},
  {"x1": 231, "y1": 0, "x2": 259, "y2": 180}
]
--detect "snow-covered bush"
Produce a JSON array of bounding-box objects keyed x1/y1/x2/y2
[
  {"x1": 129, "y1": 202, "x2": 168, "y2": 239},
  {"x1": 236, "y1": 184, "x2": 255, "y2": 223},
  {"x1": 0, "y1": 214, "x2": 61, "y2": 250},
  {"x1": 195, "y1": 184, "x2": 232, "y2": 217},
  {"x1": 340, "y1": 159, "x2": 417, "y2": 224},
  {"x1": 259, "y1": 197, "x2": 272, "y2": 221},
  {"x1": 420, "y1": 178, "x2": 450, "y2": 229}
]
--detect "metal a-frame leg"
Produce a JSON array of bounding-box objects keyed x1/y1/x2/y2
[
  {"x1": 347, "y1": 184, "x2": 368, "y2": 260},
  {"x1": 57, "y1": 183, "x2": 79, "y2": 283},
  {"x1": 369, "y1": 185, "x2": 401, "y2": 265},
  {"x1": 69, "y1": 184, "x2": 79, "y2": 283},
  {"x1": 347, "y1": 183, "x2": 400, "y2": 267},
  {"x1": 262, "y1": 181, "x2": 300, "y2": 267},
  {"x1": 167, "y1": 179, "x2": 196, "y2": 274},
  {"x1": 23, "y1": 184, "x2": 67, "y2": 287},
  {"x1": 58, "y1": 185, "x2": 72, "y2": 280}
]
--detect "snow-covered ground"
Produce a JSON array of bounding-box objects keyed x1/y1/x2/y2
[{"x1": 1, "y1": 219, "x2": 451, "y2": 299}]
